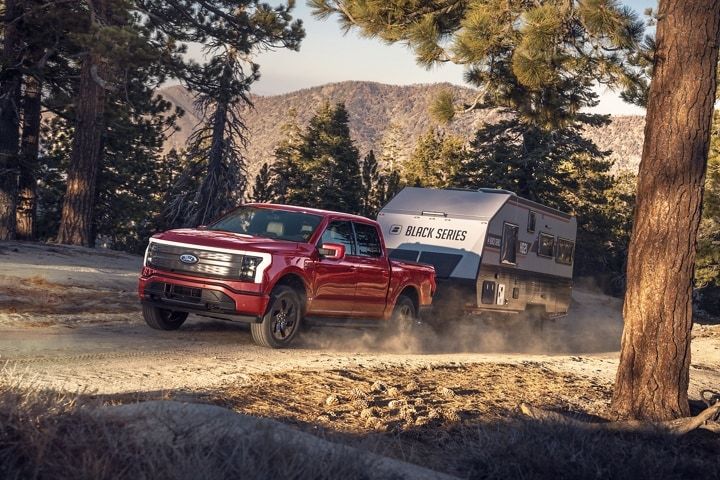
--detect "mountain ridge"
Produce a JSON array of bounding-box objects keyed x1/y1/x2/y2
[{"x1": 159, "y1": 80, "x2": 645, "y2": 180}]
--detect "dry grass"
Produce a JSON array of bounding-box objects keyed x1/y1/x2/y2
[
  {"x1": 0, "y1": 275, "x2": 138, "y2": 316},
  {"x1": 2, "y1": 364, "x2": 718, "y2": 479},
  {"x1": 217, "y1": 363, "x2": 613, "y2": 434},
  {"x1": 0, "y1": 381, "x2": 379, "y2": 480},
  {"x1": 218, "y1": 363, "x2": 720, "y2": 479}
]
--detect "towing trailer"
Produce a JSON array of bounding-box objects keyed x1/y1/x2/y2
[{"x1": 377, "y1": 187, "x2": 577, "y2": 320}]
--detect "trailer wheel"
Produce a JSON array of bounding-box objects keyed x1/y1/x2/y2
[
  {"x1": 523, "y1": 307, "x2": 547, "y2": 332},
  {"x1": 143, "y1": 305, "x2": 188, "y2": 330},
  {"x1": 251, "y1": 285, "x2": 302, "y2": 349}
]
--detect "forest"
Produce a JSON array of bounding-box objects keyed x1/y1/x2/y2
[{"x1": 1, "y1": 0, "x2": 719, "y2": 312}]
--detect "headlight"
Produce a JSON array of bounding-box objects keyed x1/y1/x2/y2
[
  {"x1": 239, "y1": 256, "x2": 263, "y2": 282},
  {"x1": 144, "y1": 242, "x2": 157, "y2": 266}
]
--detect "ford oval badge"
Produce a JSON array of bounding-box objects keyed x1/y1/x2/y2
[{"x1": 179, "y1": 253, "x2": 198, "y2": 265}]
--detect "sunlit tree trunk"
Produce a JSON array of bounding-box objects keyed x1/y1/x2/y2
[
  {"x1": 57, "y1": 0, "x2": 108, "y2": 247},
  {"x1": 612, "y1": 0, "x2": 720, "y2": 421},
  {"x1": 16, "y1": 73, "x2": 42, "y2": 240}
]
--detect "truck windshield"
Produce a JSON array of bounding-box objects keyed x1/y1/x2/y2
[{"x1": 208, "y1": 207, "x2": 323, "y2": 243}]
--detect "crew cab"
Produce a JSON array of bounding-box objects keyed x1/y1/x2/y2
[{"x1": 138, "y1": 204, "x2": 436, "y2": 348}]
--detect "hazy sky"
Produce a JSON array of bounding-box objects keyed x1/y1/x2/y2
[{"x1": 246, "y1": 1, "x2": 655, "y2": 115}]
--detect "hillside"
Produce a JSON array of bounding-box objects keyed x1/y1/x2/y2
[{"x1": 159, "y1": 81, "x2": 645, "y2": 179}]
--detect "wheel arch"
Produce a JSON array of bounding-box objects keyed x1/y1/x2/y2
[
  {"x1": 395, "y1": 285, "x2": 420, "y2": 314},
  {"x1": 270, "y1": 271, "x2": 308, "y2": 312}
]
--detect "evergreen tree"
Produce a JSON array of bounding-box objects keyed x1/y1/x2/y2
[
  {"x1": 612, "y1": 0, "x2": 720, "y2": 421},
  {"x1": 359, "y1": 150, "x2": 381, "y2": 217},
  {"x1": 311, "y1": 0, "x2": 643, "y2": 128},
  {"x1": 275, "y1": 102, "x2": 363, "y2": 213},
  {"x1": 378, "y1": 121, "x2": 406, "y2": 171},
  {"x1": 696, "y1": 110, "x2": 720, "y2": 314},
  {"x1": 270, "y1": 109, "x2": 305, "y2": 203},
  {"x1": 161, "y1": 1, "x2": 304, "y2": 228},
  {"x1": 0, "y1": 0, "x2": 23, "y2": 239},
  {"x1": 403, "y1": 128, "x2": 465, "y2": 188},
  {"x1": 251, "y1": 162, "x2": 274, "y2": 203}
]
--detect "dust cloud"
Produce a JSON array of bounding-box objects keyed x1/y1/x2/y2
[{"x1": 297, "y1": 287, "x2": 624, "y2": 355}]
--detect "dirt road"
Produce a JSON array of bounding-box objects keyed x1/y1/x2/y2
[{"x1": 1, "y1": 241, "x2": 718, "y2": 401}]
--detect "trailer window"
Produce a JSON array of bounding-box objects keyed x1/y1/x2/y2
[
  {"x1": 389, "y1": 249, "x2": 420, "y2": 262},
  {"x1": 528, "y1": 211, "x2": 536, "y2": 233},
  {"x1": 501, "y1": 223, "x2": 519, "y2": 265},
  {"x1": 418, "y1": 252, "x2": 463, "y2": 278},
  {"x1": 353, "y1": 222, "x2": 383, "y2": 257},
  {"x1": 556, "y1": 238, "x2": 575, "y2": 265},
  {"x1": 537, "y1": 233, "x2": 555, "y2": 258}
]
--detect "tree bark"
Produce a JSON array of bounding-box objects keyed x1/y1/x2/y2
[
  {"x1": 16, "y1": 73, "x2": 42, "y2": 240},
  {"x1": 0, "y1": 0, "x2": 22, "y2": 240},
  {"x1": 612, "y1": 0, "x2": 720, "y2": 421},
  {"x1": 56, "y1": 0, "x2": 108, "y2": 247}
]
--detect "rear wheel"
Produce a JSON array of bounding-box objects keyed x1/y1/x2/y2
[
  {"x1": 390, "y1": 295, "x2": 420, "y2": 335},
  {"x1": 251, "y1": 285, "x2": 302, "y2": 348},
  {"x1": 143, "y1": 305, "x2": 188, "y2": 330}
]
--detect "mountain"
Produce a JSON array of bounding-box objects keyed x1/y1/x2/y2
[{"x1": 158, "y1": 81, "x2": 645, "y2": 180}]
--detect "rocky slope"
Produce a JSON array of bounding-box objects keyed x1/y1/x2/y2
[{"x1": 159, "y1": 81, "x2": 645, "y2": 178}]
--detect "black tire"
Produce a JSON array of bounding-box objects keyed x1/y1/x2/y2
[
  {"x1": 390, "y1": 295, "x2": 420, "y2": 335},
  {"x1": 251, "y1": 285, "x2": 302, "y2": 348},
  {"x1": 522, "y1": 307, "x2": 548, "y2": 332},
  {"x1": 143, "y1": 305, "x2": 188, "y2": 330}
]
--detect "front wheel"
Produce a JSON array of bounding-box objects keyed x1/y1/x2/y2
[
  {"x1": 251, "y1": 286, "x2": 302, "y2": 348},
  {"x1": 143, "y1": 305, "x2": 188, "y2": 330}
]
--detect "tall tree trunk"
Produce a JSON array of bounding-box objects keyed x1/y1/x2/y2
[
  {"x1": 194, "y1": 98, "x2": 228, "y2": 226},
  {"x1": 56, "y1": 0, "x2": 108, "y2": 247},
  {"x1": 612, "y1": 0, "x2": 720, "y2": 421},
  {"x1": 16, "y1": 73, "x2": 42, "y2": 240},
  {"x1": 0, "y1": 0, "x2": 22, "y2": 240}
]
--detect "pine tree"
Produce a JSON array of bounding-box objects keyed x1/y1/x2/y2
[
  {"x1": 311, "y1": 0, "x2": 644, "y2": 128},
  {"x1": 612, "y1": 0, "x2": 720, "y2": 421},
  {"x1": 251, "y1": 162, "x2": 274, "y2": 203},
  {"x1": 359, "y1": 150, "x2": 381, "y2": 216},
  {"x1": 277, "y1": 102, "x2": 363, "y2": 213},
  {"x1": 0, "y1": 0, "x2": 22, "y2": 239},
  {"x1": 164, "y1": 1, "x2": 304, "y2": 227},
  {"x1": 270, "y1": 109, "x2": 305, "y2": 203},
  {"x1": 378, "y1": 121, "x2": 406, "y2": 171},
  {"x1": 694, "y1": 111, "x2": 720, "y2": 313},
  {"x1": 403, "y1": 128, "x2": 465, "y2": 188}
]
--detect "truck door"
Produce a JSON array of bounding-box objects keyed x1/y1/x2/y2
[
  {"x1": 310, "y1": 220, "x2": 359, "y2": 316},
  {"x1": 351, "y1": 222, "x2": 390, "y2": 317}
]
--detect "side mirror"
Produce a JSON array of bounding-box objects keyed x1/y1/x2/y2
[{"x1": 318, "y1": 243, "x2": 345, "y2": 260}]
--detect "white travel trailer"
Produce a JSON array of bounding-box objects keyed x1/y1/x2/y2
[{"x1": 377, "y1": 187, "x2": 577, "y2": 322}]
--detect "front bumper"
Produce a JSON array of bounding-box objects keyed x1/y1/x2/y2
[{"x1": 138, "y1": 269, "x2": 269, "y2": 323}]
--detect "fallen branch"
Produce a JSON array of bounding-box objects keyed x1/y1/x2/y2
[{"x1": 519, "y1": 402, "x2": 720, "y2": 436}]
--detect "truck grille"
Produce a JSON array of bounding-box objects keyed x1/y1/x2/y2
[{"x1": 146, "y1": 243, "x2": 246, "y2": 280}]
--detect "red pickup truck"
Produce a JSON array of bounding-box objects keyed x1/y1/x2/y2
[{"x1": 138, "y1": 204, "x2": 435, "y2": 348}]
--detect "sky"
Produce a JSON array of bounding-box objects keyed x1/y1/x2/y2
[{"x1": 238, "y1": 1, "x2": 656, "y2": 115}]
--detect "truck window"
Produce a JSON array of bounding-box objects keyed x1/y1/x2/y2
[
  {"x1": 501, "y1": 223, "x2": 519, "y2": 265},
  {"x1": 537, "y1": 232, "x2": 555, "y2": 257},
  {"x1": 319, "y1": 221, "x2": 356, "y2": 255},
  {"x1": 556, "y1": 238, "x2": 575, "y2": 265},
  {"x1": 353, "y1": 223, "x2": 383, "y2": 257}
]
